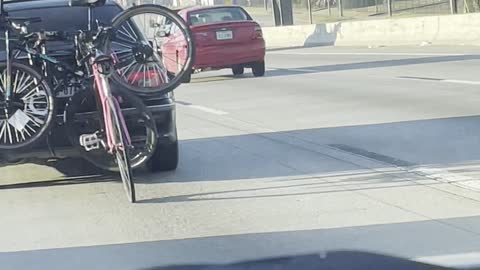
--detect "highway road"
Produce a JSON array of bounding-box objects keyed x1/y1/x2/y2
[{"x1": 3, "y1": 46, "x2": 480, "y2": 269}]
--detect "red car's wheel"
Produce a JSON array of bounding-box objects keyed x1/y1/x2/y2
[
  {"x1": 252, "y1": 61, "x2": 265, "y2": 77},
  {"x1": 232, "y1": 65, "x2": 244, "y2": 76}
]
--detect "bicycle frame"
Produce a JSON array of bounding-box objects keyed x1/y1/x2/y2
[{"x1": 91, "y1": 60, "x2": 131, "y2": 153}]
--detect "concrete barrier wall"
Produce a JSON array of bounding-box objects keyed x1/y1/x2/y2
[{"x1": 262, "y1": 13, "x2": 480, "y2": 48}]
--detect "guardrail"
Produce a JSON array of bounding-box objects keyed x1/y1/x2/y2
[{"x1": 262, "y1": 12, "x2": 480, "y2": 48}]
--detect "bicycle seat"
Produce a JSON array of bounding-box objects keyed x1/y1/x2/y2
[{"x1": 69, "y1": 0, "x2": 106, "y2": 7}]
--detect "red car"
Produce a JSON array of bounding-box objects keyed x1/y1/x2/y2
[{"x1": 161, "y1": 6, "x2": 266, "y2": 82}]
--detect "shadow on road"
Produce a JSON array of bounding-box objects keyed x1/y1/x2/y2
[
  {"x1": 0, "y1": 174, "x2": 114, "y2": 190},
  {"x1": 1, "y1": 216, "x2": 478, "y2": 269},
  {"x1": 190, "y1": 74, "x2": 260, "y2": 84},
  {"x1": 3, "y1": 115, "x2": 480, "y2": 196},
  {"x1": 139, "y1": 115, "x2": 480, "y2": 183},
  {"x1": 138, "y1": 169, "x2": 438, "y2": 204},
  {"x1": 266, "y1": 55, "x2": 480, "y2": 77},
  {"x1": 0, "y1": 158, "x2": 117, "y2": 190}
]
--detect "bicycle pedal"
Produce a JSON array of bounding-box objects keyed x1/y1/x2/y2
[{"x1": 79, "y1": 133, "x2": 101, "y2": 151}]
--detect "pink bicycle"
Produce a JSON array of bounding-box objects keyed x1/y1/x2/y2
[{"x1": 64, "y1": 0, "x2": 194, "y2": 202}]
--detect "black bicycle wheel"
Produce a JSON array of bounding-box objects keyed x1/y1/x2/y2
[
  {"x1": 107, "y1": 4, "x2": 194, "y2": 97},
  {"x1": 0, "y1": 62, "x2": 54, "y2": 150},
  {"x1": 109, "y1": 98, "x2": 135, "y2": 203},
  {"x1": 64, "y1": 85, "x2": 157, "y2": 172}
]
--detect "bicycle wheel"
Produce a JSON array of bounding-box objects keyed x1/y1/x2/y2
[
  {"x1": 0, "y1": 62, "x2": 54, "y2": 150},
  {"x1": 107, "y1": 4, "x2": 194, "y2": 97},
  {"x1": 109, "y1": 97, "x2": 136, "y2": 203},
  {"x1": 64, "y1": 85, "x2": 157, "y2": 172}
]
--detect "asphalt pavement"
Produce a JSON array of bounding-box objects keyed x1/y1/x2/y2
[{"x1": 3, "y1": 46, "x2": 480, "y2": 269}]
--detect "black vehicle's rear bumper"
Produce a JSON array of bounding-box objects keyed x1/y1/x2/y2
[{"x1": 0, "y1": 97, "x2": 176, "y2": 164}]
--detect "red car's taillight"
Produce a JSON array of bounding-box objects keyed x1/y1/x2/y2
[{"x1": 253, "y1": 25, "x2": 263, "y2": 39}]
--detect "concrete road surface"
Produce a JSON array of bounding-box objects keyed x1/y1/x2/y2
[{"x1": 3, "y1": 46, "x2": 480, "y2": 269}]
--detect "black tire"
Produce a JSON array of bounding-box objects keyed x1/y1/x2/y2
[
  {"x1": 108, "y1": 4, "x2": 195, "y2": 97},
  {"x1": 182, "y1": 69, "x2": 192, "y2": 83},
  {"x1": 232, "y1": 65, "x2": 244, "y2": 76},
  {"x1": 64, "y1": 85, "x2": 157, "y2": 172},
  {"x1": 147, "y1": 138, "x2": 178, "y2": 172},
  {"x1": 252, "y1": 61, "x2": 265, "y2": 77},
  {"x1": 0, "y1": 62, "x2": 54, "y2": 150},
  {"x1": 109, "y1": 99, "x2": 136, "y2": 203}
]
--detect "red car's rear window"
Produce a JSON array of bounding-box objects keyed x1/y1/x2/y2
[{"x1": 189, "y1": 7, "x2": 250, "y2": 26}]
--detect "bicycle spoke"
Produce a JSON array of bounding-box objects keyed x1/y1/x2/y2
[
  {"x1": 12, "y1": 70, "x2": 19, "y2": 94},
  {"x1": 0, "y1": 121, "x2": 6, "y2": 143},
  {"x1": 6, "y1": 121, "x2": 13, "y2": 144},
  {"x1": 126, "y1": 21, "x2": 139, "y2": 40},
  {"x1": 112, "y1": 49, "x2": 132, "y2": 55},
  {"x1": 148, "y1": 64, "x2": 160, "y2": 86},
  {"x1": 117, "y1": 53, "x2": 135, "y2": 63},
  {"x1": 13, "y1": 124, "x2": 20, "y2": 143},
  {"x1": 142, "y1": 65, "x2": 146, "y2": 88},
  {"x1": 21, "y1": 85, "x2": 45, "y2": 101},
  {"x1": 119, "y1": 61, "x2": 136, "y2": 78},
  {"x1": 127, "y1": 64, "x2": 143, "y2": 85},
  {"x1": 152, "y1": 64, "x2": 165, "y2": 83},
  {"x1": 25, "y1": 123, "x2": 35, "y2": 134},
  {"x1": 14, "y1": 71, "x2": 27, "y2": 94},
  {"x1": 19, "y1": 127, "x2": 26, "y2": 141},
  {"x1": 24, "y1": 110, "x2": 46, "y2": 125},
  {"x1": 0, "y1": 73, "x2": 4, "y2": 94},
  {"x1": 119, "y1": 25, "x2": 136, "y2": 42},
  {"x1": 112, "y1": 40, "x2": 135, "y2": 50}
]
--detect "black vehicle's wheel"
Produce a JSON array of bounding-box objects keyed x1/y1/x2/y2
[
  {"x1": 0, "y1": 62, "x2": 54, "y2": 150},
  {"x1": 232, "y1": 65, "x2": 244, "y2": 76},
  {"x1": 147, "y1": 136, "x2": 178, "y2": 172},
  {"x1": 64, "y1": 85, "x2": 157, "y2": 172},
  {"x1": 108, "y1": 4, "x2": 195, "y2": 97},
  {"x1": 252, "y1": 61, "x2": 265, "y2": 77}
]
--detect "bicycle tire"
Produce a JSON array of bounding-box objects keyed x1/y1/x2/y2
[
  {"x1": 108, "y1": 97, "x2": 136, "y2": 203},
  {"x1": 107, "y1": 4, "x2": 195, "y2": 97},
  {"x1": 64, "y1": 85, "x2": 158, "y2": 172},
  {"x1": 0, "y1": 62, "x2": 54, "y2": 150}
]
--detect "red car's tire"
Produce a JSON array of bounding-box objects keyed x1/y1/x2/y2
[
  {"x1": 232, "y1": 65, "x2": 244, "y2": 75},
  {"x1": 252, "y1": 61, "x2": 265, "y2": 77}
]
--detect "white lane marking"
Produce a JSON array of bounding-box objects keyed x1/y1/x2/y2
[
  {"x1": 177, "y1": 102, "x2": 229, "y2": 115},
  {"x1": 415, "y1": 252, "x2": 480, "y2": 268},
  {"x1": 398, "y1": 76, "x2": 480, "y2": 86},
  {"x1": 269, "y1": 52, "x2": 468, "y2": 56},
  {"x1": 443, "y1": 79, "x2": 480, "y2": 85},
  {"x1": 286, "y1": 68, "x2": 318, "y2": 72},
  {"x1": 410, "y1": 167, "x2": 480, "y2": 191}
]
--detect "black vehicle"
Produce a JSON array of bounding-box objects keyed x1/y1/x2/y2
[{"x1": 0, "y1": 0, "x2": 179, "y2": 173}]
